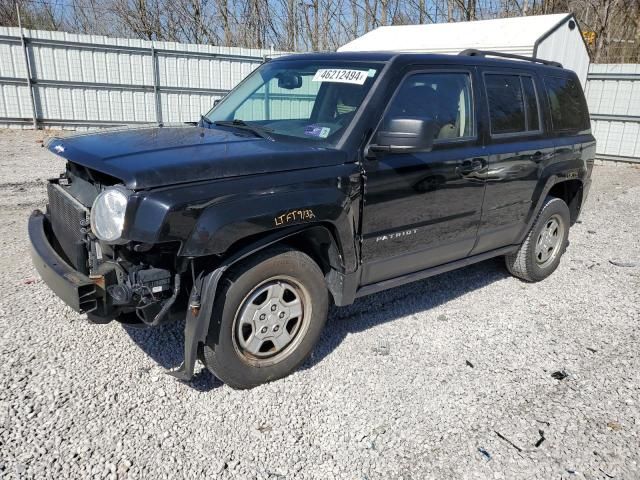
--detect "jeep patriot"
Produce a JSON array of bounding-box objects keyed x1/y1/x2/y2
[{"x1": 29, "y1": 51, "x2": 594, "y2": 388}]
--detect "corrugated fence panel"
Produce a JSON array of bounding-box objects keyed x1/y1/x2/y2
[
  {"x1": 586, "y1": 63, "x2": 640, "y2": 162},
  {"x1": 160, "y1": 92, "x2": 224, "y2": 123},
  {"x1": 2, "y1": 28, "x2": 638, "y2": 163},
  {"x1": 0, "y1": 26, "x2": 288, "y2": 127}
]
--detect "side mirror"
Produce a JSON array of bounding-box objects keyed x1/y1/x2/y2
[
  {"x1": 276, "y1": 73, "x2": 303, "y2": 90},
  {"x1": 213, "y1": 94, "x2": 227, "y2": 107},
  {"x1": 368, "y1": 118, "x2": 437, "y2": 156}
]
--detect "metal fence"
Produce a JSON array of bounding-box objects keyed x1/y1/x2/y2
[
  {"x1": 0, "y1": 26, "x2": 288, "y2": 128},
  {"x1": 586, "y1": 64, "x2": 640, "y2": 163},
  {"x1": 1, "y1": 29, "x2": 639, "y2": 164}
]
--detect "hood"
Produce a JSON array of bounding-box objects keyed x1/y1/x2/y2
[{"x1": 47, "y1": 125, "x2": 347, "y2": 190}]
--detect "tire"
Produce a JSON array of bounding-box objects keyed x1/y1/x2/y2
[
  {"x1": 505, "y1": 196, "x2": 570, "y2": 282},
  {"x1": 202, "y1": 248, "x2": 328, "y2": 389}
]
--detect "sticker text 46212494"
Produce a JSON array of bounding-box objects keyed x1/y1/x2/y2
[{"x1": 312, "y1": 69, "x2": 370, "y2": 85}]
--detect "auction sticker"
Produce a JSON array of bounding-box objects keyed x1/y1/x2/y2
[
  {"x1": 312, "y1": 69, "x2": 369, "y2": 85},
  {"x1": 304, "y1": 125, "x2": 331, "y2": 138}
]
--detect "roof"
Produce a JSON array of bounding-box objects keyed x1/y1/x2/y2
[
  {"x1": 338, "y1": 13, "x2": 572, "y2": 55},
  {"x1": 273, "y1": 52, "x2": 396, "y2": 62}
]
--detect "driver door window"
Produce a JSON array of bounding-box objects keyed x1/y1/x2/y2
[{"x1": 382, "y1": 72, "x2": 475, "y2": 142}]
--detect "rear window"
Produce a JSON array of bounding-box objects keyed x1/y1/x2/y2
[
  {"x1": 485, "y1": 74, "x2": 541, "y2": 135},
  {"x1": 544, "y1": 76, "x2": 590, "y2": 132}
]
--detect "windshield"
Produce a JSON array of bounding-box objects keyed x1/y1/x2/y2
[{"x1": 204, "y1": 60, "x2": 383, "y2": 146}]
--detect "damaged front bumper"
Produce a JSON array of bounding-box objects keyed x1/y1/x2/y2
[
  {"x1": 28, "y1": 210, "x2": 102, "y2": 313},
  {"x1": 29, "y1": 210, "x2": 313, "y2": 383},
  {"x1": 29, "y1": 208, "x2": 199, "y2": 380}
]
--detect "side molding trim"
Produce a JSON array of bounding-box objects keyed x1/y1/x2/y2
[{"x1": 356, "y1": 245, "x2": 517, "y2": 298}]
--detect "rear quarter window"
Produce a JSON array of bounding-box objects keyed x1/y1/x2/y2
[{"x1": 544, "y1": 76, "x2": 590, "y2": 133}]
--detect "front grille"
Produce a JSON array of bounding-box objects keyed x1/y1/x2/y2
[{"x1": 47, "y1": 182, "x2": 89, "y2": 274}]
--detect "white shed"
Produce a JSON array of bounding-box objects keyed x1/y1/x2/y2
[{"x1": 338, "y1": 14, "x2": 590, "y2": 86}]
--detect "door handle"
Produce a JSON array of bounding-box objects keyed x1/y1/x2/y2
[{"x1": 457, "y1": 158, "x2": 485, "y2": 176}]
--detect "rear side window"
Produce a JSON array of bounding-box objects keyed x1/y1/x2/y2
[
  {"x1": 485, "y1": 73, "x2": 541, "y2": 135},
  {"x1": 544, "y1": 76, "x2": 590, "y2": 132}
]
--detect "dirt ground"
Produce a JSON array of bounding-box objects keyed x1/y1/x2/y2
[{"x1": 1, "y1": 128, "x2": 639, "y2": 479}]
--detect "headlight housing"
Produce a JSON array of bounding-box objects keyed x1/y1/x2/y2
[{"x1": 90, "y1": 188, "x2": 129, "y2": 243}]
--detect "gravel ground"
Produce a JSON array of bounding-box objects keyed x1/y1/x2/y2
[{"x1": 0, "y1": 128, "x2": 639, "y2": 480}]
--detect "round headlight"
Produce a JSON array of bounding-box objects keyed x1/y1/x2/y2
[{"x1": 90, "y1": 188, "x2": 129, "y2": 243}]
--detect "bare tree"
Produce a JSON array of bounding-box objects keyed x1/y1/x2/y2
[
  {"x1": 1, "y1": 0, "x2": 638, "y2": 62},
  {"x1": 1, "y1": 0, "x2": 64, "y2": 31}
]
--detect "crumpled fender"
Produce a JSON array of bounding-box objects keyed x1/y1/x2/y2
[{"x1": 179, "y1": 175, "x2": 360, "y2": 272}]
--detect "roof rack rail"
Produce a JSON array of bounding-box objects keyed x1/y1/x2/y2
[{"x1": 458, "y1": 49, "x2": 563, "y2": 68}]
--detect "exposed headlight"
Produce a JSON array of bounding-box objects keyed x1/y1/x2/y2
[{"x1": 90, "y1": 188, "x2": 129, "y2": 243}]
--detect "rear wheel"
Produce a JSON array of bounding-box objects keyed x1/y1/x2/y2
[
  {"x1": 505, "y1": 196, "x2": 570, "y2": 282},
  {"x1": 202, "y1": 248, "x2": 328, "y2": 389}
]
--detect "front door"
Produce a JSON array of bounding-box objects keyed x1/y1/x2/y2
[{"x1": 360, "y1": 68, "x2": 487, "y2": 285}]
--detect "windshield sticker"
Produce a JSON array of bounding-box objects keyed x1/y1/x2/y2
[
  {"x1": 312, "y1": 69, "x2": 369, "y2": 85},
  {"x1": 304, "y1": 125, "x2": 331, "y2": 138}
]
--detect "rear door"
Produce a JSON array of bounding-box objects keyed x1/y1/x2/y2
[
  {"x1": 471, "y1": 68, "x2": 554, "y2": 255},
  {"x1": 360, "y1": 66, "x2": 487, "y2": 285}
]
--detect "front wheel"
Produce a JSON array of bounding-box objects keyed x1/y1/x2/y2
[
  {"x1": 505, "y1": 196, "x2": 570, "y2": 282},
  {"x1": 202, "y1": 248, "x2": 328, "y2": 389}
]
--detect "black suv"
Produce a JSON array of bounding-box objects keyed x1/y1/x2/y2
[{"x1": 29, "y1": 50, "x2": 594, "y2": 389}]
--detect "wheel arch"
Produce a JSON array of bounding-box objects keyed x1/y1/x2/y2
[
  {"x1": 518, "y1": 176, "x2": 584, "y2": 244},
  {"x1": 191, "y1": 222, "x2": 352, "y2": 304},
  {"x1": 216, "y1": 222, "x2": 346, "y2": 272},
  {"x1": 547, "y1": 178, "x2": 584, "y2": 225}
]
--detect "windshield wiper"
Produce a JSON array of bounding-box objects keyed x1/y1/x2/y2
[{"x1": 213, "y1": 120, "x2": 274, "y2": 141}]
